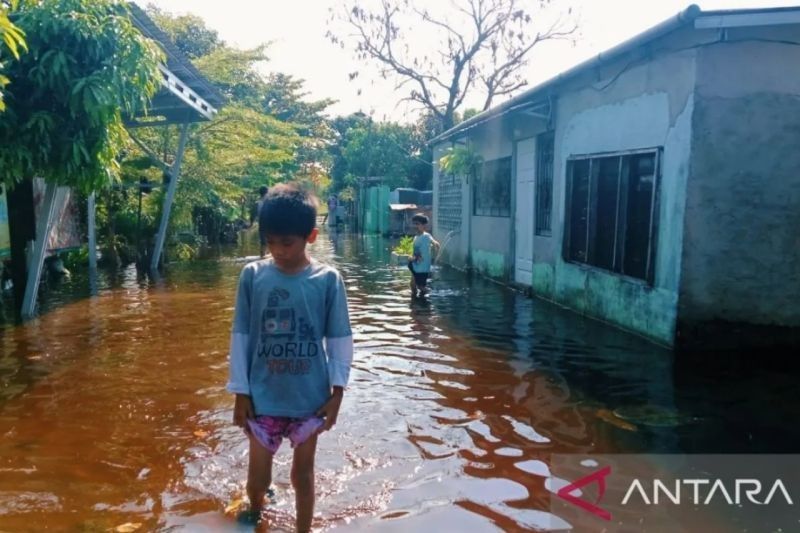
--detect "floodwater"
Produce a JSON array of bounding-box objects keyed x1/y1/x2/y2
[{"x1": 1, "y1": 229, "x2": 798, "y2": 532}]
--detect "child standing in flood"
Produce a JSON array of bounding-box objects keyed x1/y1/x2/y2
[
  {"x1": 227, "y1": 183, "x2": 353, "y2": 531},
  {"x1": 408, "y1": 213, "x2": 440, "y2": 298}
]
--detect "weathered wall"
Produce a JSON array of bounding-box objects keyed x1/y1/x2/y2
[
  {"x1": 432, "y1": 115, "x2": 515, "y2": 279},
  {"x1": 546, "y1": 41, "x2": 698, "y2": 345},
  {"x1": 469, "y1": 121, "x2": 514, "y2": 279},
  {"x1": 433, "y1": 29, "x2": 700, "y2": 343},
  {"x1": 680, "y1": 38, "x2": 800, "y2": 342}
]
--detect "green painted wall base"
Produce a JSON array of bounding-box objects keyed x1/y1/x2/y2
[
  {"x1": 553, "y1": 261, "x2": 677, "y2": 346},
  {"x1": 531, "y1": 263, "x2": 555, "y2": 300},
  {"x1": 472, "y1": 249, "x2": 506, "y2": 279}
]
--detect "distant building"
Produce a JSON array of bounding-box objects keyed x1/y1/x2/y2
[{"x1": 430, "y1": 5, "x2": 800, "y2": 349}]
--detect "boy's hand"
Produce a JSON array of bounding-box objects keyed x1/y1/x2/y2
[
  {"x1": 233, "y1": 394, "x2": 255, "y2": 430},
  {"x1": 315, "y1": 387, "x2": 344, "y2": 433}
]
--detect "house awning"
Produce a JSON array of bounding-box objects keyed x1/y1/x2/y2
[{"x1": 127, "y1": 3, "x2": 223, "y2": 125}]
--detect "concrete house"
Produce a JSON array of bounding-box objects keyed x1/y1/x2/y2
[{"x1": 430, "y1": 5, "x2": 800, "y2": 349}]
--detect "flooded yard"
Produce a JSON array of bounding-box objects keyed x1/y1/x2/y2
[{"x1": 0, "y1": 229, "x2": 798, "y2": 531}]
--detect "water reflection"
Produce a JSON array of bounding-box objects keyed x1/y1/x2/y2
[{"x1": 0, "y1": 229, "x2": 796, "y2": 531}]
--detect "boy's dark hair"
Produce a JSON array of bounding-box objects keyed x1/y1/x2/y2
[
  {"x1": 412, "y1": 213, "x2": 429, "y2": 225},
  {"x1": 259, "y1": 185, "x2": 268, "y2": 196},
  {"x1": 259, "y1": 183, "x2": 318, "y2": 238}
]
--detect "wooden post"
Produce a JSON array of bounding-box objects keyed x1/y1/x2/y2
[
  {"x1": 151, "y1": 123, "x2": 189, "y2": 271},
  {"x1": 87, "y1": 192, "x2": 98, "y2": 295},
  {"x1": 21, "y1": 182, "x2": 62, "y2": 318},
  {"x1": 7, "y1": 179, "x2": 35, "y2": 313},
  {"x1": 87, "y1": 192, "x2": 97, "y2": 271}
]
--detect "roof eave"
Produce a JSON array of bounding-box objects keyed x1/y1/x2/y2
[{"x1": 429, "y1": 4, "x2": 703, "y2": 145}]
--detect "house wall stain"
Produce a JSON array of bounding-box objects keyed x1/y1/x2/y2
[
  {"x1": 545, "y1": 49, "x2": 697, "y2": 345},
  {"x1": 681, "y1": 41, "x2": 800, "y2": 335},
  {"x1": 471, "y1": 249, "x2": 507, "y2": 279}
]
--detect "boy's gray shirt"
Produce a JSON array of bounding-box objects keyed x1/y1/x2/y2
[
  {"x1": 412, "y1": 232, "x2": 434, "y2": 273},
  {"x1": 229, "y1": 259, "x2": 352, "y2": 417}
]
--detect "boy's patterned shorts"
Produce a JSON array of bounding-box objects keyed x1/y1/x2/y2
[{"x1": 246, "y1": 415, "x2": 324, "y2": 454}]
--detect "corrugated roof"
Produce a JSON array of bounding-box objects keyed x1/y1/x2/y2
[
  {"x1": 127, "y1": 2, "x2": 224, "y2": 110},
  {"x1": 430, "y1": 3, "x2": 800, "y2": 144}
]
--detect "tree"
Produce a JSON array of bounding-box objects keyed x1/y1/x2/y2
[
  {"x1": 105, "y1": 6, "x2": 328, "y2": 259},
  {"x1": 194, "y1": 44, "x2": 270, "y2": 105},
  {"x1": 0, "y1": 0, "x2": 162, "y2": 192},
  {"x1": 0, "y1": 0, "x2": 25, "y2": 112},
  {"x1": 0, "y1": 1, "x2": 25, "y2": 109},
  {"x1": 329, "y1": 0, "x2": 574, "y2": 130},
  {"x1": 340, "y1": 119, "x2": 418, "y2": 190},
  {"x1": 329, "y1": 112, "x2": 369, "y2": 191},
  {"x1": 146, "y1": 4, "x2": 221, "y2": 58}
]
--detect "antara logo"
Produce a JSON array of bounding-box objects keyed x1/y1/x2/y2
[
  {"x1": 622, "y1": 479, "x2": 794, "y2": 506},
  {"x1": 556, "y1": 466, "x2": 612, "y2": 521},
  {"x1": 556, "y1": 465, "x2": 795, "y2": 521}
]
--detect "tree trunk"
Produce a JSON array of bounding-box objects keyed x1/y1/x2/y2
[
  {"x1": 442, "y1": 111, "x2": 455, "y2": 132},
  {"x1": 6, "y1": 179, "x2": 36, "y2": 315}
]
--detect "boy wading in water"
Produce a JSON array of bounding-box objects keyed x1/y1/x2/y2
[
  {"x1": 227, "y1": 183, "x2": 353, "y2": 530},
  {"x1": 408, "y1": 214, "x2": 440, "y2": 298}
]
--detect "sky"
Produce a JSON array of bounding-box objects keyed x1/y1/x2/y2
[{"x1": 134, "y1": 0, "x2": 799, "y2": 122}]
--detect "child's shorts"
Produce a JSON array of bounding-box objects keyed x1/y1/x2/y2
[
  {"x1": 246, "y1": 415, "x2": 324, "y2": 454},
  {"x1": 407, "y1": 261, "x2": 429, "y2": 287}
]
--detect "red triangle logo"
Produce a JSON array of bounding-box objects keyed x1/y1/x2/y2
[{"x1": 556, "y1": 465, "x2": 612, "y2": 521}]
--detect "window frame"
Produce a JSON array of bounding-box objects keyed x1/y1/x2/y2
[
  {"x1": 562, "y1": 147, "x2": 661, "y2": 285},
  {"x1": 535, "y1": 131, "x2": 555, "y2": 236},
  {"x1": 473, "y1": 156, "x2": 512, "y2": 218}
]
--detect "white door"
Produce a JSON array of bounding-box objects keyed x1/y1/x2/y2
[{"x1": 514, "y1": 138, "x2": 536, "y2": 285}]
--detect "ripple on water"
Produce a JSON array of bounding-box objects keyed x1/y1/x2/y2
[{"x1": 0, "y1": 231, "x2": 755, "y2": 531}]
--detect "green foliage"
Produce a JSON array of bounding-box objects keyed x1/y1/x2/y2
[
  {"x1": 146, "y1": 4, "x2": 221, "y2": 58},
  {"x1": 61, "y1": 244, "x2": 89, "y2": 272},
  {"x1": 461, "y1": 108, "x2": 480, "y2": 121},
  {"x1": 0, "y1": 0, "x2": 162, "y2": 192},
  {"x1": 194, "y1": 44, "x2": 270, "y2": 105},
  {"x1": 170, "y1": 241, "x2": 197, "y2": 261},
  {"x1": 340, "y1": 121, "x2": 417, "y2": 190},
  {"x1": 94, "y1": 6, "x2": 340, "y2": 261},
  {"x1": 329, "y1": 111, "x2": 441, "y2": 194},
  {"x1": 263, "y1": 73, "x2": 335, "y2": 133},
  {"x1": 438, "y1": 144, "x2": 483, "y2": 178},
  {"x1": 0, "y1": 0, "x2": 27, "y2": 112},
  {"x1": 393, "y1": 235, "x2": 414, "y2": 256}
]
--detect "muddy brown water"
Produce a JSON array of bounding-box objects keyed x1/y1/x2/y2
[{"x1": 1, "y1": 230, "x2": 798, "y2": 531}]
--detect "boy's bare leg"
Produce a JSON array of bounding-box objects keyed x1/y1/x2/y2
[
  {"x1": 410, "y1": 277, "x2": 417, "y2": 297},
  {"x1": 247, "y1": 434, "x2": 273, "y2": 516},
  {"x1": 291, "y1": 433, "x2": 318, "y2": 533}
]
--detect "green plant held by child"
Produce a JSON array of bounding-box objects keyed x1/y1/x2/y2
[{"x1": 393, "y1": 235, "x2": 414, "y2": 256}]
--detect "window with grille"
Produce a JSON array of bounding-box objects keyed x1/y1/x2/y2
[
  {"x1": 437, "y1": 172, "x2": 462, "y2": 233},
  {"x1": 563, "y1": 149, "x2": 661, "y2": 284}
]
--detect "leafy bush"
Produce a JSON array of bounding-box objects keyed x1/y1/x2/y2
[
  {"x1": 170, "y1": 242, "x2": 198, "y2": 261},
  {"x1": 61, "y1": 245, "x2": 89, "y2": 272}
]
